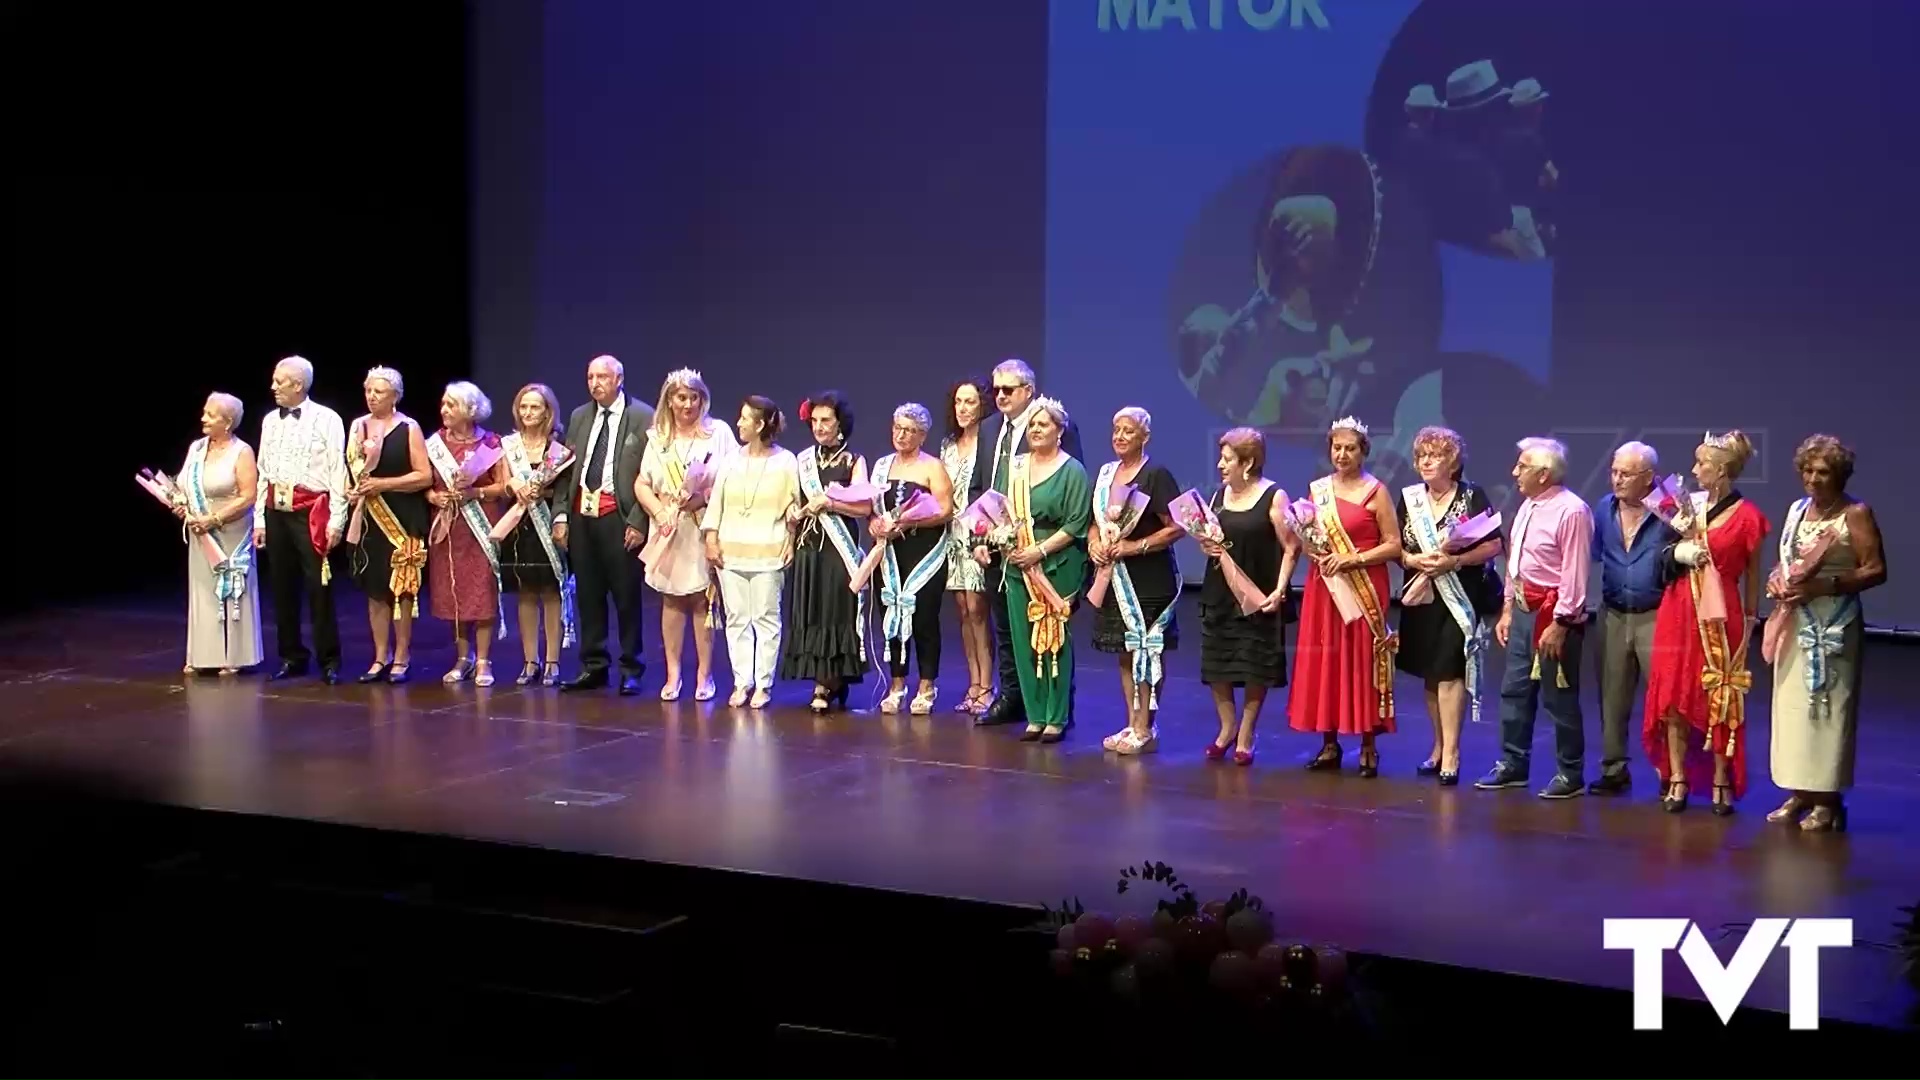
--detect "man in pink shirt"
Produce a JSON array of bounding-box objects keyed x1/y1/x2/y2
[{"x1": 1476, "y1": 437, "x2": 1594, "y2": 798}]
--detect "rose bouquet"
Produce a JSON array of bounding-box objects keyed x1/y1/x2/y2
[
  {"x1": 345, "y1": 422, "x2": 386, "y2": 545},
  {"x1": 1085, "y1": 482, "x2": 1151, "y2": 609},
  {"x1": 1642, "y1": 475, "x2": 1726, "y2": 622},
  {"x1": 639, "y1": 453, "x2": 717, "y2": 572},
  {"x1": 490, "y1": 442, "x2": 576, "y2": 541},
  {"x1": 1285, "y1": 498, "x2": 1363, "y2": 623},
  {"x1": 849, "y1": 484, "x2": 945, "y2": 593},
  {"x1": 429, "y1": 441, "x2": 505, "y2": 545},
  {"x1": 1401, "y1": 508, "x2": 1501, "y2": 606},
  {"x1": 137, "y1": 467, "x2": 225, "y2": 565},
  {"x1": 1169, "y1": 489, "x2": 1266, "y2": 616}
]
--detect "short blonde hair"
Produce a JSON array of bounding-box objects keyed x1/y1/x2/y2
[
  {"x1": 442, "y1": 380, "x2": 493, "y2": 425},
  {"x1": 1219, "y1": 426, "x2": 1266, "y2": 474},
  {"x1": 1700, "y1": 430, "x2": 1755, "y2": 480},
  {"x1": 1411, "y1": 425, "x2": 1465, "y2": 480},
  {"x1": 652, "y1": 368, "x2": 712, "y2": 438},
  {"x1": 206, "y1": 392, "x2": 244, "y2": 430},
  {"x1": 512, "y1": 382, "x2": 560, "y2": 439}
]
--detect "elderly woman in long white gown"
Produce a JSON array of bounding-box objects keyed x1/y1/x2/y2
[
  {"x1": 179, "y1": 392, "x2": 264, "y2": 675},
  {"x1": 636, "y1": 368, "x2": 738, "y2": 701}
]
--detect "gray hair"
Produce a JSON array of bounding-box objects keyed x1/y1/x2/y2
[
  {"x1": 206, "y1": 392, "x2": 244, "y2": 429},
  {"x1": 1612, "y1": 440, "x2": 1657, "y2": 470},
  {"x1": 1516, "y1": 436, "x2": 1568, "y2": 483},
  {"x1": 1113, "y1": 406, "x2": 1151, "y2": 433},
  {"x1": 442, "y1": 380, "x2": 493, "y2": 424},
  {"x1": 992, "y1": 358, "x2": 1036, "y2": 386},
  {"x1": 589, "y1": 354, "x2": 624, "y2": 381},
  {"x1": 274, "y1": 355, "x2": 314, "y2": 392},
  {"x1": 892, "y1": 402, "x2": 932, "y2": 432},
  {"x1": 364, "y1": 365, "x2": 404, "y2": 400}
]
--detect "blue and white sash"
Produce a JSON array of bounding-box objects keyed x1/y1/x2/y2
[
  {"x1": 504, "y1": 433, "x2": 575, "y2": 647},
  {"x1": 1096, "y1": 460, "x2": 1179, "y2": 710},
  {"x1": 1404, "y1": 483, "x2": 1484, "y2": 722},
  {"x1": 426, "y1": 432, "x2": 507, "y2": 638},
  {"x1": 1779, "y1": 497, "x2": 1858, "y2": 716},
  {"x1": 871, "y1": 453, "x2": 947, "y2": 662},
  {"x1": 185, "y1": 437, "x2": 252, "y2": 631},
  {"x1": 799, "y1": 445, "x2": 867, "y2": 661}
]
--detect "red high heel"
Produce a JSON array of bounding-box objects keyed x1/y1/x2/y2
[
  {"x1": 1234, "y1": 748, "x2": 1255, "y2": 766},
  {"x1": 1204, "y1": 739, "x2": 1232, "y2": 761}
]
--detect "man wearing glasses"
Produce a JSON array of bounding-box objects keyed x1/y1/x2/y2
[
  {"x1": 1586, "y1": 441, "x2": 1677, "y2": 794},
  {"x1": 970, "y1": 359, "x2": 1083, "y2": 728}
]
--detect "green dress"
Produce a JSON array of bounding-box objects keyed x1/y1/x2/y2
[{"x1": 1005, "y1": 453, "x2": 1092, "y2": 730}]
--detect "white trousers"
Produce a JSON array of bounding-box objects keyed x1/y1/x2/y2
[{"x1": 717, "y1": 566, "x2": 784, "y2": 691}]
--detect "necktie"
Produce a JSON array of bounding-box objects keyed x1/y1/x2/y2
[
  {"x1": 993, "y1": 420, "x2": 1014, "y2": 493},
  {"x1": 585, "y1": 408, "x2": 613, "y2": 486}
]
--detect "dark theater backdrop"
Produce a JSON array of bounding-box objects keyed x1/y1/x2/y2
[{"x1": 17, "y1": 0, "x2": 1918, "y2": 628}]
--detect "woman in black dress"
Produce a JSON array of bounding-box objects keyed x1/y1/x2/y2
[
  {"x1": 781, "y1": 391, "x2": 873, "y2": 712},
  {"x1": 346, "y1": 366, "x2": 432, "y2": 684},
  {"x1": 1392, "y1": 426, "x2": 1503, "y2": 785},
  {"x1": 499, "y1": 383, "x2": 573, "y2": 686},
  {"x1": 1196, "y1": 428, "x2": 1299, "y2": 765},
  {"x1": 1091, "y1": 408, "x2": 1186, "y2": 755}
]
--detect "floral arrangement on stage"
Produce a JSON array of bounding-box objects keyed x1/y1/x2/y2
[
  {"x1": 1037, "y1": 860, "x2": 1365, "y2": 1030},
  {"x1": 1084, "y1": 482, "x2": 1150, "y2": 609},
  {"x1": 1285, "y1": 497, "x2": 1364, "y2": 623},
  {"x1": 1169, "y1": 490, "x2": 1266, "y2": 615}
]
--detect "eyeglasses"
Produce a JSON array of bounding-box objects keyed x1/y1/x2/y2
[{"x1": 992, "y1": 384, "x2": 1025, "y2": 395}]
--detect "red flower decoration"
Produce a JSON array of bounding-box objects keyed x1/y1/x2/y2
[
  {"x1": 972, "y1": 519, "x2": 989, "y2": 537},
  {"x1": 798, "y1": 398, "x2": 812, "y2": 419}
]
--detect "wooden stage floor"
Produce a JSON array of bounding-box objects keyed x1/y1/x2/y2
[{"x1": 2, "y1": 593, "x2": 1916, "y2": 1031}]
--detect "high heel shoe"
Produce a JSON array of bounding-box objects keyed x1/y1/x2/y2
[
  {"x1": 1416, "y1": 758, "x2": 1442, "y2": 777},
  {"x1": 1306, "y1": 744, "x2": 1343, "y2": 771},
  {"x1": 1233, "y1": 747, "x2": 1255, "y2": 767},
  {"x1": 1661, "y1": 780, "x2": 1689, "y2": 813},
  {"x1": 1800, "y1": 804, "x2": 1848, "y2": 832},
  {"x1": 1767, "y1": 796, "x2": 1806, "y2": 824},
  {"x1": 1357, "y1": 747, "x2": 1379, "y2": 779},
  {"x1": 542, "y1": 662, "x2": 560, "y2": 687},
  {"x1": 515, "y1": 661, "x2": 540, "y2": 686},
  {"x1": 1711, "y1": 784, "x2": 1735, "y2": 817},
  {"x1": 1204, "y1": 738, "x2": 1233, "y2": 761},
  {"x1": 387, "y1": 662, "x2": 411, "y2": 684},
  {"x1": 358, "y1": 662, "x2": 392, "y2": 684}
]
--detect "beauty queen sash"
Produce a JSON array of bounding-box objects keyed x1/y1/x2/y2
[
  {"x1": 185, "y1": 437, "x2": 252, "y2": 637},
  {"x1": 1097, "y1": 461, "x2": 1179, "y2": 709},
  {"x1": 426, "y1": 432, "x2": 507, "y2": 638},
  {"x1": 504, "y1": 433, "x2": 576, "y2": 647},
  {"x1": 1688, "y1": 494, "x2": 1751, "y2": 756},
  {"x1": 799, "y1": 445, "x2": 867, "y2": 661},
  {"x1": 1403, "y1": 483, "x2": 1483, "y2": 722},
  {"x1": 1778, "y1": 497, "x2": 1858, "y2": 720},
  {"x1": 1010, "y1": 454, "x2": 1072, "y2": 677},
  {"x1": 870, "y1": 453, "x2": 946, "y2": 663},
  {"x1": 1311, "y1": 476, "x2": 1396, "y2": 722}
]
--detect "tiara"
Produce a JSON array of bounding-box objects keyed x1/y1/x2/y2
[
  {"x1": 1703, "y1": 430, "x2": 1737, "y2": 451},
  {"x1": 1033, "y1": 395, "x2": 1070, "y2": 424},
  {"x1": 665, "y1": 367, "x2": 706, "y2": 387},
  {"x1": 1330, "y1": 415, "x2": 1369, "y2": 437}
]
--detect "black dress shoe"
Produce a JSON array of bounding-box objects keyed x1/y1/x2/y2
[
  {"x1": 269, "y1": 662, "x2": 308, "y2": 681},
  {"x1": 618, "y1": 676, "x2": 643, "y2": 696},
  {"x1": 974, "y1": 695, "x2": 1023, "y2": 727},
  {"x1": 560, "y1": 671, "x2": 609, "y2": 693}
]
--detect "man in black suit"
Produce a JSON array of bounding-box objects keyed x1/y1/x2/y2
[
  {"x1": 970, "y1": 358, "x2": 1083, "y2": 728},
  {"x1": 551, "y1": 355, "x2": 656, "y2": 695}
]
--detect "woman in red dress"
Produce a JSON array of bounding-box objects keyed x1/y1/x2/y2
[
  {"x1": 426, "y1": 381, "x2": 510, "y2": 686},
  {"x1": 1643, "y1": 431, "x2": 1770, "y2": 815},
  {"x1": 1290, "y1": 417, "x2": 1402, "y2": 777}
]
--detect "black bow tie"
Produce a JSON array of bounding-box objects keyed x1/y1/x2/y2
[{"x1": 279, "y1": 406, "x2": 302, "y2": 419}]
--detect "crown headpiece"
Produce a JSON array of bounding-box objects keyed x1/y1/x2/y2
[
  {"x1": 1329, "y1": 415, "x2": 1369, "y2": 437},
  {"x1": 1032, "y1": 395, "x2": 1069, "y2": 425},
  {"x1": 665, "y1": 367, "x2": 706, "y2": 388},
  {"x1": 1702, "y1": 429, "x2": 1736, "y2": 451}
]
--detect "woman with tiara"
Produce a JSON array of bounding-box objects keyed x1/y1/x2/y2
[
  {"x1": 345, "y1": 366, "x2": 430, "y2": 683},
  {"x1": 1289, "y1": 416, "x2": 1402, "y2": 776},
  {"x1": 1644, "y1": 431, "x2": 1770, "y2": 816},
  {"x1": 974, "y1": 397, "x2": 1091, "y2": 743},
  {"x1": 782, "y1": 391, "x2": 871, "y2": 712},
  {"x1": 637, "y1": 368, "x2": 737, "y2": 702}
]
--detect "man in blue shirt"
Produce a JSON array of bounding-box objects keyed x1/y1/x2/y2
[{"x1": 1589, "y1": 442, "x2": 1677, "y2": 794}]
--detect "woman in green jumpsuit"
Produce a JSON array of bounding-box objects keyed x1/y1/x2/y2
[{"x1": 999, "y1": 398, "x2": 1091, "y2": 743}]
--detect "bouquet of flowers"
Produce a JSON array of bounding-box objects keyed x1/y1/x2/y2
[
  {"x1": 825, "y1": 480, "x2": 881, "y2": 506},
  {"x1": 1169, "y1": 489, "x2": 1267, "y2": 616},
  {"x1": 344, "y1": 422, "x2": 386, "y2": 545},
  {"x1": 1285, "y1": 498, "x2": 1364, "y2": 624},
  {"x1": 137, "y1": 467, "x2": 225, "y2": 565},
  {"x1": 1761, "y1": 523, "x2": 1841, "y2": 664},
  {"x1": 1642, "y1": 474, "x2": 1726, "y2": 621},
  {"x1": 489, "y1": 442, "x2": 577, "y2": 541},
  {"x1": 1085, "y1": 482, "x2": 1152, "y2": 609},
  {"x1": 639, "y1": 453, "x2": 717, "y2": 571},
  {"x1": 955, "y1": 489, "x2": 1019, "y2": 557},
  {"x1": 1401, "y1": 508, "x2": 1501, "y2": 606},
  {"x1": 429, "y1": 440, "x2": 506, "y2": 545},
  {"x1": 850, "y1": 484, "x2": 945, "y2": 593}
]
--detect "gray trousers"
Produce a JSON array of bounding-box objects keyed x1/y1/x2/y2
[{"x1": 1596, "y1": 606, "x2": 1658, "y2": 776}]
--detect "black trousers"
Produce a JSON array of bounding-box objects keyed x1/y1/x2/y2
[
  {"x1": 571, "y1": 512, "x2": 646, "y2": 678},
  {"x1": 265, "y1": 507, "x2": 339, "y2": 669},
  {"x1": 885, "y1": 568, "x2": 947, "y2": 680}
]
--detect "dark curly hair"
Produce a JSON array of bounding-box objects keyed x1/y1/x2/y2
[
  {"x1": 800, "y1": 390, "x2": 854, "y2": 444},
  {"x1": 944, "y1": 377, "x2": 990, "y2": 443}
]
